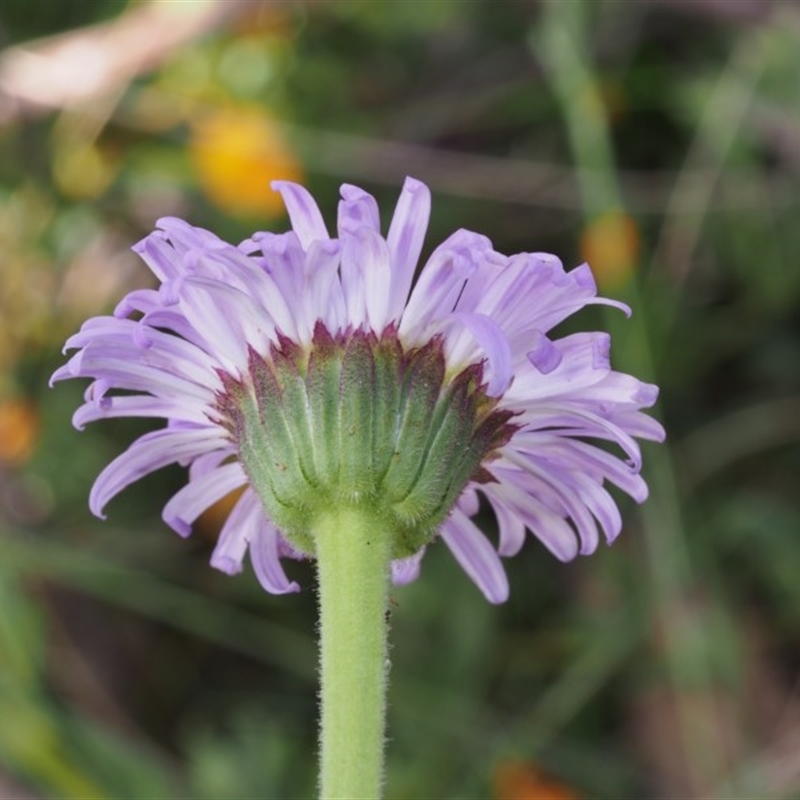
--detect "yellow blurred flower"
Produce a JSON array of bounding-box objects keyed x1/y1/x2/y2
[
  {"x1": 189, "y1": 107, "x2": 304, "y2": 219},
  {"x1": 580, "y1": 209, "x2": 640, "y2": 290},
  {"x1": 52, "y1": 141, "x2": 117, "y2": 201}
]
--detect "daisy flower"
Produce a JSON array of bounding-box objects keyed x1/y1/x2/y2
[{"x1": 52, "y1": 177, "x2": 664, "y2": 604}]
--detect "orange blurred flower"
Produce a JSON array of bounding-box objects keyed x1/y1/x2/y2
[
  {"x1": 196, "y1": 484, "x2": 246, "y2": 540},
  {"x1": 189, "y1": 106, "x2": 304, "y2": 219},
  {"x1": 598, "y1": 79, "x2": 627, "y2": 125},
  {"x1": 0, "y1": 399, "x2": 40, "y2": 465},
  {"x1": 232, "y1": 4, "x2": 293, "y2": 38},
  {"x1": 580, "y1": 209, "x2": 640, "y2": 290},
  {"x1": 493, "y1": 761, "x2": 580, "y2": 800}
]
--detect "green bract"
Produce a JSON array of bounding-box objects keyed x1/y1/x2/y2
[{"x1": 216, "y1": 322, "x2": 517, "y2": 558}]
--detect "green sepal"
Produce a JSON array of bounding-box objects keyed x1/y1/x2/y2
[
  {"x1": 215, "y1": 325, "x2": 517, "y2": 559},
  {"x1": 307, "y1": 323, "x2": 342, "y2": 491},
  {"x1": 381, "y1": 338, "x2": 445, "y2": 502},
  {"x1": 371, "y1": 328, "x2": 403, "y2": 483},
  {"x1": 272, "y1": 343, "x2": 318, "y2": 490},
  {"x1": 339, "y1": 329, "x2": 376, "y2": 500},
  {"x1": 389, "y1": 363, "x2": 479, "y2": 529},
  {"x1": 438, "y1": 406, "x2": 519, "y2": 516},
  {"x1": 240, "y1": 347, "x2": 315, "y2": 545}
]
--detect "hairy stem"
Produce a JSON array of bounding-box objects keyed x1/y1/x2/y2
[{"x1": 314, "y1": 507, "x2": 392, "y2": 800}]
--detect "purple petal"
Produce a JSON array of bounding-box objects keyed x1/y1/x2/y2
[
  {"x1": 573, "y1": 263, "x2": 632, "y2": 317},
  {"x1": 441, "y1": 507, "x2": 509, "y2": 604},
  {"x1": 571, "y1": 474, "x2": 623, "y2": 544},
  {"x1": 485, "y1": 490, "x2": 527, "y2": 557},
  {"x1": 72, "y1": 395, "x2": 211, "y2": 431},
  {"x1": 532, "y1": 402, "x2": 645, "y2": 470},
  {"x1": 457, "y1": 251, "x2": 536, "y2": 327},
  {"x1": 132, "y1": 233, "x2": 183, "y2": 282},
  {"x1": 189, "y1": 449, "x2": 235, "y2": 481},
  {"x1": 338, "y1": 234, "x2": 366, "y2": 329},
  {"x1": 162, "y1": 462, "x2": 247, "y2": 538},
  {"x1": 577, "y1": 374, "x2": 659, "y2": 410},
  {"x1": 224, "y1": 254, "x2": 301, "y2": 344},
  {"x1": 114, "y1": 288, "x2": 161, "y2": 319},
  {"x1": 157, "y1": 216, "x2": 225, "y2": 253},
  {"x1": 52, "y1": 348, "x2": 215, "y2": 403},
  {"x1": 448, "y1": 312, "x2": 512, "y2": 397},
  {"x1": 509, "y1": 333, "x2": 612, "y2": 402},
  {"x1": 138, "y1": 307, "x2": 210, "y2": 350},
  {"x1": 239, "y1": 232, "x2": 308, "y2": 343},
  {"x1": 65, "y1": 317, "x2": 221, "y2": 387},
  {"x1": 498, "y1": 455, "x2": 600, "y2": 555},
  {"x1": 457, "y1": 486, "x2": 480, "y2": 517},
  {"x1": 250, "y1": 516, "x2": 301, "y2": 594},
  {"x1": 527, "y1": 331, "x2": 563, "y2": 374},
  {"x1": 341, "y1": 226, "x2": 392, "y2": 333},
  {"x1": 338, "y1": 184, "x2": 380, "y2": 235},
  {"x1": 302, "y1": 238, "x2": 345, "y2": 335},
  {"x1": 211, "y1": 488, "x2": 260, "y2": 575},
  {"x1": 391, "y1": 548, "x2": 425, "y2": 586},
  {"x1": 399, "y1": 229, "x2": 488, "y2": 340},
  {"x1": 499, "y1": 261, "x2": 625, "y2": 340},
  {"x1": 176, "y1": 276, "x2": 273, "y2": 372},
  {"x1": 608, "y1": 409, "x2": 666, "y2": 442},
  {"x1": 453, "y1": 248, "x2": 510, "y2": 316},
  {"x1": 89, "y1": 429, "x2": 228, "y2": 518},
  {"x1": 83, "y1": 379, "x2": 111, "y2": 405},
  {"x1": 387, "y1": 177, "x2": 431, "y2": 319},
  {"x1": 271, "y1": 181, "x2": 330, "y2": 249},
  {"x1": 513, "y1": 432, "x2": 649, "y2": 502},
  {"x1": 487, "y1": 479, "x2": 579, "y2": 562}
]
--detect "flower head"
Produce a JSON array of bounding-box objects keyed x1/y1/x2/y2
[{"x1": 52, "y1": 178, "x2": 664, "y2": 603}]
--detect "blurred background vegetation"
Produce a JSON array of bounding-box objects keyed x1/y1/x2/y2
[{"x1": 1, "y1": 0, "x2": 800, "y2": 797}]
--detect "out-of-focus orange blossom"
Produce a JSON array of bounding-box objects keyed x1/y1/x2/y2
[
  {"x1": 0, "y1": 399, "x2": 40, "y2": 466},
  {"x1": 493, "y1": 761, "x2": 580, "y2": 800},
  {"x1": 196, "y1": 484, "x2": 246, "y2": 540},
  {"x1": 580, "y1": 209, "x2": 640, "y2": 290},
  {"x1": 232, "y1": 4, "x2": 293, "y2": 38},
  {"x1": 189, "y1": 106, "x2": 304, "y2": 219},
  {"x1": 598, "y1": 78, "x2": 627, "y2": 125}
]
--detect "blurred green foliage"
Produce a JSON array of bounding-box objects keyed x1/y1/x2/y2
[{"x1": 1, "y1": 0, "x2": 800, "y2": 798}]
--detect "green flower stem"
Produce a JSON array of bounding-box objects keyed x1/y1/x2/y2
[{"x1": 314, "y1": 507, "x2": 392, "y2": 800}]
